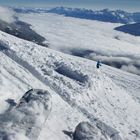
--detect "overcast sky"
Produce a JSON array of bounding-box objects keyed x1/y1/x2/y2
[{"x1": 0, "y1": 0, "x2": 140, "y2": 12}]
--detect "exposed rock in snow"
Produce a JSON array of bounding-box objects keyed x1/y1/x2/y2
[
  {"x1": 0, "y1": 19, "x2": 47, "y2": 47},
  {"x1": 0, "y1": 89, "x2": 52, "y2": 140},
  {"x1": 73, "y1": 121, "x2": 122, "y2": 140}
]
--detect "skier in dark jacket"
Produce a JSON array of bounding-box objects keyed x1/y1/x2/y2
[{"x1": 96, "y1": 60, "x2": 101, "y2": 69}]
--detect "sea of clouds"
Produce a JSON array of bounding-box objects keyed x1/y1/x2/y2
[{"x1": 87, "y1": 53, "x2": 140, "y2": 75}]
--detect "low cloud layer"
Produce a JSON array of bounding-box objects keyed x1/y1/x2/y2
[
  {"x1": 0, "y1": 6, "x2": 15, "y2": 23},
  {"x1": 89, "y1": 53, "x2": 140, "y2": 75},
  {"x1": 70, "y1": 49, "x2": 140, "y2": 76}
]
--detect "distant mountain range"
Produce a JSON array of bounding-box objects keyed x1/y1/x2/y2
[
  {"x1": 13, "y1": 7, "x2": 48, "y2": 14},
  {"x1": 13, "y1": 7, "x2": 140, "y2": 24}
]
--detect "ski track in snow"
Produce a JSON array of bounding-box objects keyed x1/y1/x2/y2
[{"x1": 0, "y1": 29, "x2": 140, "y2": 140}]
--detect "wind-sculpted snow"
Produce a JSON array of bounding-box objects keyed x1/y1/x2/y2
[
  {"x1": 74, "y1": 121, "x2": 122, "y2": 140},
  {"x1": 0, "y1": 89, "x2": 52, "y2": 140},
  {"x1": 0, "y1": 50, "x2": 88, "y2": 140},
  {"x1": 0, "y1": 31, "x2": 140, "y2": 140},
  {"x1": 55, "y1": 64, "x2": 89, "y2": 84}
]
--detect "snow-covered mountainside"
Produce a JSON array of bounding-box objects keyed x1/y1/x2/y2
[
  {"x1": 14, "y1": 7, "x2": 140, "y2": 24},
  {"x1": 0, "y1": 29, "x2": 140, "y2": 140},
  {"x1": 0, "y1": 19, "x2": 47, "y2": 46},
  {"x1": 0, "y1": 6, "x2": 140, "y2": 140},
  {"x1": 18, "y1": 12, "x2": 140, "y2": 76}
]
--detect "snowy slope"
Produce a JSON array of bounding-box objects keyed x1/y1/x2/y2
[
  {"x1": 0, "y1": 39, "x2": 88, "y2": 140},
  {"x1": 18, "y1": 13, "x2": 140, "y2": 76},
  {"x1": 0, "y1": 30, "x2": 140, "y2": 140},
  {"x1": 0, "y1": 51, "x2": 47, "y2": 113}
]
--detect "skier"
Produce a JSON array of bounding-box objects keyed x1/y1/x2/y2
[{"x1": 96, "y1": 60, "x2": 101, "y2": 69}]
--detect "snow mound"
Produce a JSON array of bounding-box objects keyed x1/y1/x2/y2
[
  {"x1": 74, "y1": 121, "x2": 122, "y2": 140},
  {"x1": 0, "y1": 89, "x2": 52, "y2": 140},
  {"x1": 55, "y1": 63, "x2": 89, "y2": 84}
]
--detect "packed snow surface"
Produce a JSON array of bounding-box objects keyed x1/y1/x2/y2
[{"x1": 0, "y1": 29, "x2": 140, "y2": 140}]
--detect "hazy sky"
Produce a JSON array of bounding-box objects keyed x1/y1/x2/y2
[{"x1": 0, "y1": 0, "x2": 140, "y2": 12}]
